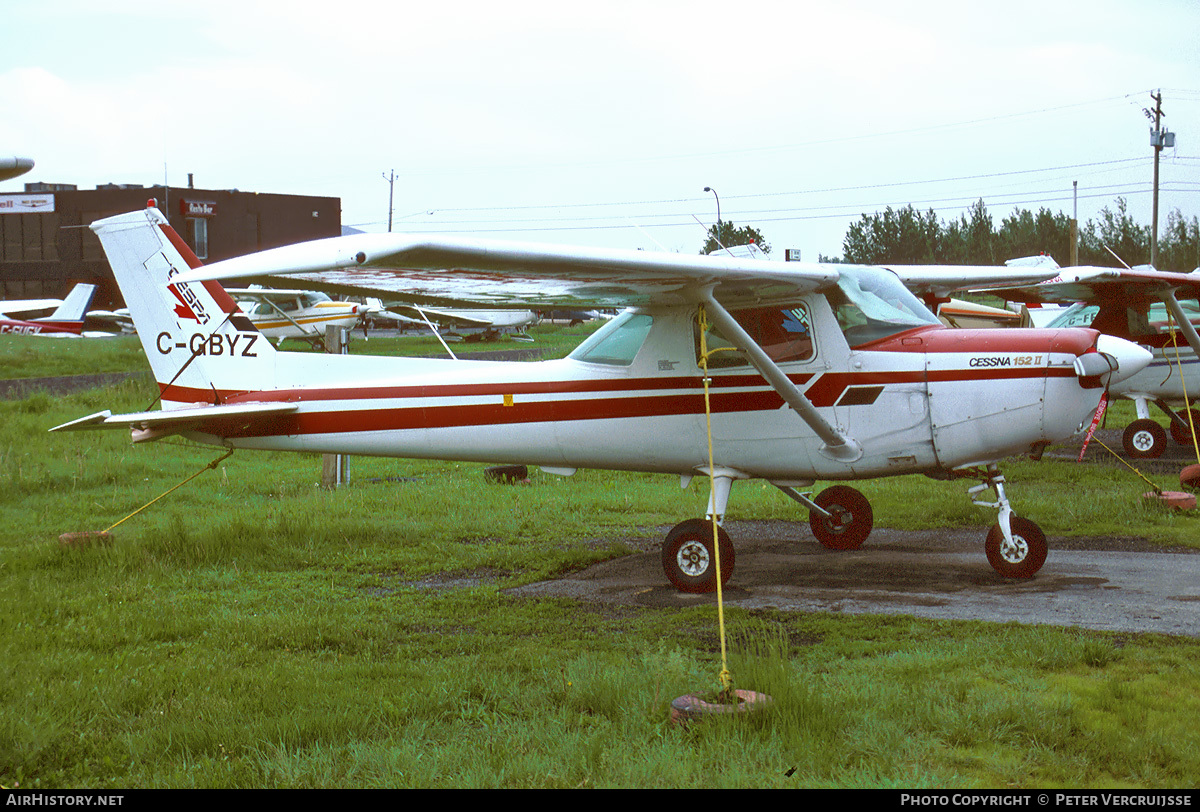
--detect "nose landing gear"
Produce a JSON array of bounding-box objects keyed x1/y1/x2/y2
[{"x1": 969, "y1": 465, "x2": 1047, "y2": 578}]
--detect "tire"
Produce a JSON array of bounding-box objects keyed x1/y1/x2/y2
[
  {"x1": 1180, "y1": 463, "x2": 1200, "y2": 492},
  {"x1": 809, "y1": 485, "x2": 873, "y2": 550},
  {"x1": 1123, "y1": 419, "x2": 1167, "y2": 459},
  {"x1": 985, "y1": 516, "x2": 1047, "y2": 578},
  {"x1": 1169, "y1": 409, "x2": 1200, "y2": 446},
  {"x1": 661, "y1": 518, "x2": 734, "y2": 594}
]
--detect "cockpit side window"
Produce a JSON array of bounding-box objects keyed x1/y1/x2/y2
[{"x1": 694, "y1": 303, "x2": 815, "y2": 369}]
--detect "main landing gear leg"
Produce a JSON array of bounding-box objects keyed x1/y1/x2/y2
[
  {"x1": 661, "y1": 472, "x2": 738, "y2": 594},
  {"x1": 968, "y1": 465, "x2": 1047, "y2": 578}
]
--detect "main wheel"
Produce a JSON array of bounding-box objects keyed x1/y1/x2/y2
[
  {"x1": 661, "y1": 518, "x2": 735, "y2": 594},
  {"x1": 1169, "y1": 409, "x2": 1200, "y2": 446},
  {"x1": 984, "y1": 516, "x2": 1047, "y2": 578},
  {"x1": 1123, "y1": 419, "x2": 1167, "y2": 459},
  {"x1": 809, "y1": 485, "x2": 873, "y2": 550}
]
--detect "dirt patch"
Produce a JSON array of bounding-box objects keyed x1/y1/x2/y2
[{"x1": 505, "y1": 520, "x2": 1200, "y2": 638}]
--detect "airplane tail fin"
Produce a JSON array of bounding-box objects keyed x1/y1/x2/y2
[
  {"x1": 42, "y1": 283, "x2": 97, "y2": 322},
  {"x1": 90, "y1": 206, "x2": 277, "y2": 408}
]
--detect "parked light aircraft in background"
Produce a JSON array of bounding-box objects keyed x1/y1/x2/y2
[
  {"x1": 936, "y1": 298, "x2": 1023, "y2": 329},
  {"x1": 0, "y1": 283, "x2": 97, "y2": 337},
  {"x1": 414, "y1": 306, "x2": 537, "y2": 342},
  {"x1": 350, "y1": 298, "x2": 536, "y2": 342},
  {"x1": 53, "y1": 206, "x2": 1152, "y2": 590},
  {"x1": 981, "y1": 265, "x2": 1200, "y2": 459},
  {"x1": 229, "y1": 288, "x2": 362, "y2": 347}
]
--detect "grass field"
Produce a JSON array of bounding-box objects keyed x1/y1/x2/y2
[{"x1": 2, "y1": 329, "x2": 1199, "y2": 789}]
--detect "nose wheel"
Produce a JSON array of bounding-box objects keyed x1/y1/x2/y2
[
  {"x1": 984, "y1": 516, "x2": 1047, "y2": 579},
  {"x1": 1123, "y1": 419, "x2": 1167, "y2": 459},
  {"x1": 969, "y1": 465, "x2": 1048, "y2": 578}
]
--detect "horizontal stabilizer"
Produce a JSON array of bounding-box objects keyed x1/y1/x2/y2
[{"x1": 51, "y1": 402, "x2": 298, "y2": 437}]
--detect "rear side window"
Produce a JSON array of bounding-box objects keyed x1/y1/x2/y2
[{"x1": 696, "y1": 304, "x2": 814, "y2": 369}]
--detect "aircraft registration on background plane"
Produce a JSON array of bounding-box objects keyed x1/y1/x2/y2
[
  {"x1": 981, "y1": 263, "x2": 1200, "y2": 459},
  {"x1": 0, "y1": 283, "x2": 97, "y2": 337},
  {"x1": 53, "y1": 206, "x2": 1152, "y2": 590}
]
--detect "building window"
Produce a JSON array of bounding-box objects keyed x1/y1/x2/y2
[
  {"x1": 0, "y1": 214, "x2": 59, "y2": 262},
  {"x1": 187, "y1": 217, "x2": 208, "y2": 260}
]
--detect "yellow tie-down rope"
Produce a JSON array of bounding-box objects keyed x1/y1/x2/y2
[
  {"x1": 103, "y1": 447, "x2": 235, "y2": 534},
  {"x1": 1090, "y1": 314, "x2": 1199, "y2": 492},
  {"x1": 1165, "y1": 318, "x2": 1200, "y2": 465},
  {"x1": 697, "y1": 304, "x2": 734, "y2": 693}
]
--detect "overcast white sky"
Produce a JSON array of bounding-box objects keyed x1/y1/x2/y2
[{"x1": 2, "y1": 0, "x2": 1198, "y2": 262}]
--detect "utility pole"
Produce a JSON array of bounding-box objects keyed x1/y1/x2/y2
[
  {"x1": 1070, "y1": 180, "x2": 1078, "y2": 267},
  {"x1": 383, "y1": 169, "x2": 396, "y2": 232},
  {"x1": 1146, "y1": 90, "x2": 1175, "y2": 269}
]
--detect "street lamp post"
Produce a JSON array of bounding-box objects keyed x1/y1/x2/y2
[{"x1": 703, "y1": 186, "x2": 721, "y2": 230}]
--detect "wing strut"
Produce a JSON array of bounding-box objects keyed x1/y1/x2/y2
[
  {"x1": 700, "y1": 296, "x2": 862, "y2": 462},
  {"x1": 1162, "y1": 290, "x2": 1200, "y2": 357},
  {"x1": 260, "y1": 297, "x2": 321, "y2": 341}
]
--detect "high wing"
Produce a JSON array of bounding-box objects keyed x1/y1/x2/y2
[
  {"x1": 226, "y1": 287, "x2": 331, "y2": 303},
  {"x1": 173, "y1": 233, "x2": 1069, "y2": 312},
  {"x1": 879, "y1": 263, "x2": 1062, "y2": 300},
  {"x1": 171, "y1": 233, "x2": 841, "y2": 309},
  {"x1": 395, "y1": 307, "x2": 524, "y2": 329},
  {"x1": 976, "y1": 266, "x2": 1200, "y2": 305},
  {"x1": 0, "y1": 297, "x2": 65, "y2": 318},
  {"x1": 83, "y1": 308, "x2": 134, "y2": 334}
]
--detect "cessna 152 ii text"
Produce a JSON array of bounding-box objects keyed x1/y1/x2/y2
[
  {"x1": 981, "y1": 263, "x2": 1200, "y2": 460},
  {"x1": 53, "y1": 206, "x2": 1152, "y2": 590}
]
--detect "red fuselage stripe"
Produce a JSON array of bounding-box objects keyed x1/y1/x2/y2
[
  {"x1": 158, "y1": 364, "x2": 1077, "y2": 439},
  {"x1": 0, "y1": 319, "x2": 83, "y2": 335}
]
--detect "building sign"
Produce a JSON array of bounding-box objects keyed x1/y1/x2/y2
[
  {"x1": 0, "y1": 194, "x2": 55, "y2": 214},
  {"x1": 181, "y1": 199, "x2": 217, "y2": 217}
]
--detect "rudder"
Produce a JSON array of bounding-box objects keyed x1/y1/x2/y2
[
  {"x1": 90, "y1": 206, "x2": 276, "y2": 408},
  {"x1": 44, "y1": 283, "x2": 97, "y2": 321}
]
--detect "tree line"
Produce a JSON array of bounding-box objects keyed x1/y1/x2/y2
[{"x1": 821, "y1": 198, "x2": 1199, "y2": 272}]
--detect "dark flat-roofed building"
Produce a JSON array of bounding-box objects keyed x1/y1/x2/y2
[{"x1": 0, "y1": 181, "x2": 340, "y2": 308}]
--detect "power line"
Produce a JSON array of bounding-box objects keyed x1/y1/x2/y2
[
  {"x1": 360, "y1": 184, "x2": 1196, "y2": 234},
  {"x1": 399, "y1": 157, "x2": 1154, "y2": 217}
]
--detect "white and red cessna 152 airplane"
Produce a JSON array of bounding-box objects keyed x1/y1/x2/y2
[{"x1": 54, "y1": 206, "x2": 1152, "y2": 590}]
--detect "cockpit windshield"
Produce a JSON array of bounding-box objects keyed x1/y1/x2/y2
[
  {"x1": 568, "y1": 311, "x2": 653, "y2": 366},
  {"x1": 828, "y1": 267, "x2": 940, "y2": 347}
]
